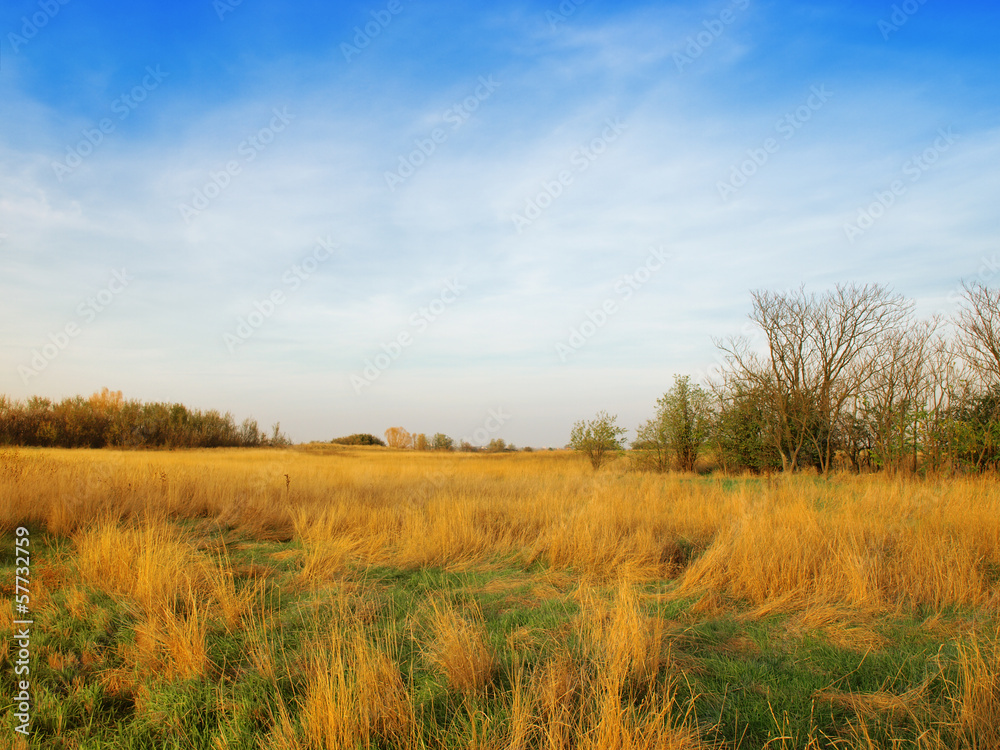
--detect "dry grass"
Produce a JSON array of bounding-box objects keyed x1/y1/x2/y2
[
  {"x1": 3, "y1": 450, "x2": 997, "y2": 617},
  {"x1": 74, "y1": 521, "x2": 202, "y2": 614},
  {"x1": 291, "y1": 625, "x2": 415, "y2": 750},
  {"x1": 426, "y1": 599, "x2": 496, "y2": 696},
  {"x1": 508, "y1": 578, "x2": 702, "y2": 750},
  {"x1": 814, "y1": 624, "x2": 1000, "y2": 749},
  {"x1": 3, "y1": 447, "x2": 1000, "y2": 747},
  {"x1": 130, "y1": 599, "x2": 210, "y2": 681}
]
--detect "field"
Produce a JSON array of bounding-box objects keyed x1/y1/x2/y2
[{"x1": 1, "y1": 446, "x2": 999, "y2": 749}]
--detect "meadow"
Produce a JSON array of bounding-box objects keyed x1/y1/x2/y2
[{"x1": 1, "y1": 445, "x2": 998, "y2": 749}]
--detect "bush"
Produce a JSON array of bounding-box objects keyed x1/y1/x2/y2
[
  {"x1": 635, "y1": 375, "x2": 713, "y2": 473},
  {"x1": 0, "y1": 389, "x2": 277, "y2": 449},
  {"x1": 570, "y1": 411, "x2": 627, "y2": 470},
  {"x1": 432, "y1": 433, "x2": 455, "y2": 451},
  {"x1": 330, "y1": 433, "x2": 387, "y2": 447}
]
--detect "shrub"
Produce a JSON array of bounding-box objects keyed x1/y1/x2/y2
[{"x1": 330, "y1": 433, "x2": 387, "y2": 447}]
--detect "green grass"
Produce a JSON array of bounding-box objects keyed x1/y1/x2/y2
[{"x1": 0, "y1": 524, "x2": 991, "y2": 749}]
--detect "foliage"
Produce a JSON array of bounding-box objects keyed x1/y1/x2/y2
[
  {"x1": 431, "y1": 433, "x2": 454, "y2": 451},
  {"x1": 569, "y1": 411, "x2": 627, "y2": 469},
  {"x1": 331, "y1": 433, "x2": 387, "y2": 447},
  {"x1": 711, "y1": 382, "x2": 783, "y2": 474},
  {"x1": 635, "y1": 375, "x2": 713, "y2": 472},
  {"x1": 486, "y1": 438, "x2": 509, "y2": 453},
  {"x1": 384, "y1": 427, "x2": 412, "y2": 449},
  {"x1": 0, "y1": 388, "x2": 279, "y2": 449}
]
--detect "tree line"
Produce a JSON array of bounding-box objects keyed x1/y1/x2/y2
[
  {"x1": 331, "y1": 428, "x2": 524, "y2": 453},
  {"x1": 573, "y1": 281, "x2": 1000, "y2": 475},
  {"x1": 0, "y1": 388, "x2": 289, "y2": 449}
]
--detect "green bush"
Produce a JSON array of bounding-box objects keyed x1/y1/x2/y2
[{"x1": 330, "y1": 433, "x2": 387, "y2": 447}]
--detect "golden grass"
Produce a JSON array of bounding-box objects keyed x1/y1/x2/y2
[
  {"x1": 5, "y1": 448, "x2": 998, "y2": 616},
  {"x1": 508, "y1": 578, "x2": 702, "y2": 750},
  {"x1": 814, "y1": 624, "x2": 1000, "y2": 749},
  {"x1": 10, "y1": 451, "x2": 993, "y2": 618},
  {"x1": 74, "y1": 521, "x2": 202, "y2": 614},
  {"x1": 290, "y1": 625, "x2": 415, "y2": 750},
  {"x1": 130, "y1": 599, "x2": 210, "y2": 681},
  {"x1": 426, "y1": 599, "x2": 497, "y2": 695},
  {"x1": 3, "y1": 447, "x2": 1000, "y2": 747}
]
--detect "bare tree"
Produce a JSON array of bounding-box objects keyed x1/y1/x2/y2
[
  {"x1": 922, "y1": 334, "x2": 965, "y2": 474},
  {"x1": 857, "y1": 318, "x2": 938, "y2": 473},
  {"x1": 718, "y1": 283, "x2": 911, "y2": 475},
  {"x1": 716, "y1": 289, "x2": 813, "y2": 472},
  {"x1": 954, "y1": 281, "x2": 1000, "y2": 385}
]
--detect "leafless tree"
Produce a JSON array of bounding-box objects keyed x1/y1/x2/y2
[
  {"x1": 718, "y1": 283, "x2": 911, "y2": 475},
  {"x1": 858, "y1": 317, "x2": 938, "y2": 473},
  {"x1": 954, "y1": 281, "x2": 1000, "y2": 386},
  {"x1": 921, "y1": 334, "x2": 965, "y2": 474}
]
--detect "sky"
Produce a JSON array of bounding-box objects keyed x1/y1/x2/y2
[{"x1": 2, "y1": 0, "x2": 999, "y2": 448}]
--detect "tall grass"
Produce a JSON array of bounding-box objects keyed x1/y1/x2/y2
[
  {"x1": 5, "y1": 449, "x2": 998, "y2": 614},
  {"x1": 508, "y1": 579, "x2": 701, "y2": 750},
  {"x1": 426, "y1": 599, "x2": 496, "y2": 696},
  {"x1": 2, "y1": 446, "x2": 1000, "y2": 746}
]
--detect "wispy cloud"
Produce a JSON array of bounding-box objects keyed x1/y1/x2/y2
[{"x1": 2, "y1": 0, "x2": 998, "y2": 446}]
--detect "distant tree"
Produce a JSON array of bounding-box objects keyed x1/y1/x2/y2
[
  {"x1": 0, "y1": 390, "x2": 274, "y2": 449},
  {"x1": 432, "y1": 433, "x2": 455, "y2": 451},
  {"x1": 413, "y1": 433, "x2": 429, "y2": 451},
  {"x1": 384, "y1": 427, "x2": 412, "y2": 449},
  {"x1": 459, "y1": 440, "x2": 478, "y2": 452},
  {"x1": 330, "y1": 433, "x2": 387, "y2": 446},
  {"x1": 269, "y1": 422, "x2": 292, "y2": 447},
  {"x1": 238, "y1": 417, "x2": 264, "y2": 447},
  {"x1": 635, "y1": 375, "x2": 713, "y2": 472},
  {"x1": 570, "y1": 411, "x2": 627, "y2": 469},
  {"x1": 486, "y1": 438, "x2": 507, "y2": 453}
]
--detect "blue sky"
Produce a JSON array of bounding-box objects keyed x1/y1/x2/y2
[{"x1": 2, "y1": 0, "x2": 999, "y2": 447}]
